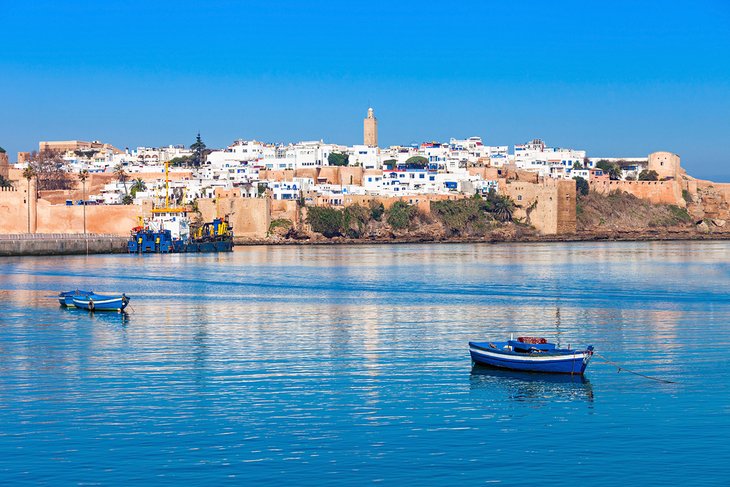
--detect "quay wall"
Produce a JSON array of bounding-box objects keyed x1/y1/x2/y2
[{"x1": 0, "y1": 234, "x2": 128, "y2": 256}]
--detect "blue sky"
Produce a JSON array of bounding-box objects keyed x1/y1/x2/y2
[{"x1": 2, "y1": 0, "x2": 729, "y2": 180}]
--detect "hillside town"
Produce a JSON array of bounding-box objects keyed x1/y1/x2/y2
[{"x1": 1, "y1": 109, "x2": 728, "y2": 243}]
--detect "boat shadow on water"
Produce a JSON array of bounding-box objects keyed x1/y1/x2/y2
[
  {"x1": 59, "y1": 306, "x2": 131, "y2": 326},
  {"x1": 469, "y1": 364, "x2": 594, "y2": 404}
]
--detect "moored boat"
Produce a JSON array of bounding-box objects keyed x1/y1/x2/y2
[
  {"x1": 72, "y1": 293, "x2": 130, "y2": 312},
  {"x1": 469, "y1": 336, "x2": 594, "y2": 375},
  {"x1": 58, "y1": 289, "x2": 94, "y2": 307}
]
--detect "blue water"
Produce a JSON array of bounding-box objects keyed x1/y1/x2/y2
[{"x1": 0, "y1": 241, "x2": 729, "y2": 485}]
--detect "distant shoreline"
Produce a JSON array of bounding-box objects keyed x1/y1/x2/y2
[
  {"x1": 1, "y1": 230, "x2": 728, "y2": 257},
  {"x1": 237, "y1": 230, "x2": 730, "y2": 246}
]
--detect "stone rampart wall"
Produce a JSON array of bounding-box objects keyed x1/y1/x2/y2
[
  {"x1": 590, "y1": 180, "x2": 684, "y2": 207},
  {"x1": 499, "y1": 178, "x2": 576, "y2": 235},
  {"x1": 198, "y1": 196, "x2": 270, "y2": 238}
]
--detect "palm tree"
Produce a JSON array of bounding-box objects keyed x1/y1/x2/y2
[
  {"x1": 79, "y1": 169, "x2": 89, "y2": 235},
  {"x1": 22, "y1": 166, "x2": 35, "y2": 233},
  {"x1": 130, "y1": 178, "x2": 146, "y2": 199},
  {"x1": 492, "y1": 195, "x2": 516, "y2": 223},
  {"x1": 114, "y1": 163, "x2": 129, "y2": 201}
]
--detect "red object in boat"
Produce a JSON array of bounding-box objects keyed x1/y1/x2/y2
[{"x1": 517, "y1": 336, "x2": 548, "y2": 344}]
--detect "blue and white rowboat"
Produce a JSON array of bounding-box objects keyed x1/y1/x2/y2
[
  {"x1": 58, "y1": 289, "x2": 93, "y2": 307},
  {"x1": 469, "y1": 337, "x2": 594, "y2": 375},
  {"x1": 72, "y1": 293, "x2": 130, "y2": 312}
]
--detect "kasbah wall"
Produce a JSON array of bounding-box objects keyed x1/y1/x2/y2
[
  {"x1": 1, "y1": 166, "x2": 578, "y2": 237},
  {"x1": 0, "y1": 179, "x2": 150, "y2": 235},
  {"x1": 589, "y1": 151, "x2": 730, "y2": 221}
]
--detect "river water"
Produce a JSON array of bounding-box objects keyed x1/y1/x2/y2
[{"x1": 0, "y1": 242, "x2": 728, "y2": 485}]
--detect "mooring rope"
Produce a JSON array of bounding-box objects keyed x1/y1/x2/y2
[{"x1": 593, "y1": 352, "x2": 677, "y2": 384}]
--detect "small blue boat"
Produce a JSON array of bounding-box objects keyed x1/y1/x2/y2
[
  {"x1": 58, "y1": 289, "x2": 94, "y2": 307},
  {"x1": 72, "y1": 293, "x2": 130, "y2": 312},
  {"x1": 469, "y1": 336, "x2": 594, "y2": 375}
]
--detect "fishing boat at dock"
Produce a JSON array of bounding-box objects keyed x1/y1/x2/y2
[
  {"x1": 126, "y1": 161, "x2": 233, "y2": 254},
  {"x1": 469, "y1": 336, "x2": 594, "y2": 375}
]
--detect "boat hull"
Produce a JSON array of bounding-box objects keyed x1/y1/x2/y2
[
  {"x1": 58, "y1": 290, "x2": 93, "y2": 307},
  {"x1": 72, "y1": 294, "x2": 130, "y2": 312},
  {"x1": 469, "y1": 342, "x2": 593, "y2": 374},
  {"x1": 127, "y1": 234, "x2": 233, "y2": 253}
]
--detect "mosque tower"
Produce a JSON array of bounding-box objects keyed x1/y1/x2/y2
[{"x1": 363, "y1": 107, "x2": 378, "y2": 147}]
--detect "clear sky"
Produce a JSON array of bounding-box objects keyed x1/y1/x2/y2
[{"x1": 2, "y1": 0, "x2": 729, "y2": 180}]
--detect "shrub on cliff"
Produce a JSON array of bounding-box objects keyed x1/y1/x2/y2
[
  {"x1": 431, "y1": 197, "x2": 492, "y2": 236},
  {"x1": 343, "y1": 204, "x2": 370, "y2": 238},
  {"x1": 268, "y1": 218, "x2": 293, "y2": 236},
  {"x1": 369, "y1": 201, "x2": 385, "y2": 221},
  {"x1": 387, "y1": 201, "x2": 418, "y2": 230},
  {"x1": 307, "y1": 206, "x2": 345, "y2": 237}
]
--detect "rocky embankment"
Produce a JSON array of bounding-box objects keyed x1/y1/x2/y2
[{"x1": 234, "y1": 192, "x2": 729, "y2": 246}]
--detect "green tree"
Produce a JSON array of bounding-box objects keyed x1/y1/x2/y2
[
  {"x1": 386, "y1": 201, "x2": 417, "y2": 230},
  {"x1": 486, "y1": 189, "x2": 516, "y2": 222},
  {"x1": 369, "y1": 200, "x2": 385, "y2": 221},
  {"x1": 190, "y1": 133, "x2": 208, "y2": 167},
  {"x1": 307, "y1": 206, "x2": 345, "y2": 238},
  {"x1": 122, "y1": 194, "x2": 134, "y2": 205},
  {"x1": 572, "y1": 161, "x2": 584, "y2": 170},
  {"x1": 405, "y1": 156, "x2": 428, "y2": 169},
  {"x1": 638, "y1": 169, "x2": 659, "y2": 181},
  {"x1": 595, "y1": 160, "x2": 622, "y2": 180},
  {"x1": 168, "y1": 156, "x2": 193, "y2": 167},
  {"x1": 327, "y1": 152, "x2": 349, "y2": 166},
  {"x1": 343, "y1": 204, "x2": 370, "y2": 238},
  {"x1": 573, "y1": 176, "x2": 589, "y2": 196},
  {"x1": 0, "y1": 174, "x2": 12, "y2": 188}
]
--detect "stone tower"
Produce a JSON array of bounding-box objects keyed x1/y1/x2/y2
[
  {"x1": 363, "y1": 107, "x2": 378, "y2": 147},
  {"x1": 648, "y1": 151, "x2": 682, "y2": 180}
]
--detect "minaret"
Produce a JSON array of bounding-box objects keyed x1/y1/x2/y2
[{"x1": 363, "y1": 107, "x2": 378, "y2": 147}]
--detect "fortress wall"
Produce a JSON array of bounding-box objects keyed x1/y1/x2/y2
[
  {"x1": 340, "y1": 193, "x2": 466, "y2": 214},
  {"x1": 270, "y1": 199, "x2": 299, "y2": 224},
  {"x1": 0, "y1": 185, "x2": 31, "y2": 233},
  {"x1": 590, "y1": 180, "x2": 684, "y2": 207},
  {"x1": 198, "y1": 196, "x2": 270, "y2": 238},
  {"x1": 34, "y1": 200, "x2": 145, "y2": 235},
  {"x1": 499, "y1": 178, "x2": 576, "y2": 235}
]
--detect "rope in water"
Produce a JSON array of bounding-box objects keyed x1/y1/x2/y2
[{"x1": 593, "y1": 352, "x2": 677, "y2": 384}]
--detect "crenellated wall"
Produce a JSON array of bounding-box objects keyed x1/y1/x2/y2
[{"x1": 590, "y1": 179, "x2": 684, "y2": 207}]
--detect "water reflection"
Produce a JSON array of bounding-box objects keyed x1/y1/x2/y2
[{"x1": 469, "y1": 364, "x2": 594, "y2": 404}]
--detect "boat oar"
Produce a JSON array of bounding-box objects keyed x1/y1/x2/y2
[{"x1": 593, "y1": 352, "x2": 677, "y2": 384}]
